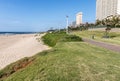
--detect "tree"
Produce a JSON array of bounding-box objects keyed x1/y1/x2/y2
[
  {"x1": 104, "y1": 27, "x2": 111, "y2": 38},
  {"x1": 105, "y1": 15, "x2": 120, "y2": 28},
  {"x1": 101, "y1": 19, "x2": 106, "y2": 25},
  {"x1": 95, "y1": 19, "x2": 101, "y2": 26}
]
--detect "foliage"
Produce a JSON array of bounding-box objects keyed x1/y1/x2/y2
[
  {"x1": 103, "y1": 27, "x2": 111, "y2": 38},
  {"x1": 95, "y1": 15, "x2": 120, "y2": 37},
  {"x1": 0, "y1": 57, "x2": 35, "y2": 80},
  {"x1": 42, "y1": 31, "x2": 66, "y2": 47},
  {"x1": 115, "y1": 23, "x2": 120, "y2": 28},
  {"x1": 95, "y1": 19, "x2": 102, "y2": 26},
  {"x1": 96, "y1": 15, "x2": 120, "y2": 28},
  {"x1": 69, "y1": 22, "x2": 96, "y2": 31},
  {"x1": 42, "y1": 31, "x2": 82, "y2": 47},
  {"x1": 69, "y1": 26, "x2": 88, "y2": 31},
  {"x1": 61, "y1": 35, "x2": 82, "y2": 42},
  {"x1": 73, "y1": 31, "x2": 120, "y2": 45}
]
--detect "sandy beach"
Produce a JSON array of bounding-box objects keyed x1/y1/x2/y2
[{"x1": 0, "y1": 34, "x2": 50, "y2": 69}]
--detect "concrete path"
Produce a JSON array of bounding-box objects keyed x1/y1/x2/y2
[{"x1": 83, "y1": 38, "x2": 120, "y2": 53}]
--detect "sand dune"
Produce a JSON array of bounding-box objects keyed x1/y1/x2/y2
[{"x1": 0, "y1": 34, "x2": 50, "y2": 69}]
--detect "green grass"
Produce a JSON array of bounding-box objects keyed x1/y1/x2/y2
[
  {"x1": 1, "y1": 42, "x2": 120, "y2": 81},
  {"x1": 73, "y1": 31, "x2": 120, "y2": 45},
  {"x1": 42, "y1": 32, "x2": 66, "y2": 47},
  {"x1": 0, "y1": 57, "x2": 35, "y2": 81},
  {"x1": 42, "y1": 31, "x2": 82, "y2": 47}
]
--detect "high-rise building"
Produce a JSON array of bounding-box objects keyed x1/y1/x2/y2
[
  {"x1": 96, "y1": 0, "x2": 120, "y2": 20},
  {"x1": 70, "y1": 21, "x2": 76, "y2": 27},
  {"x1": 76, "y1": 12, "x2": 83, "y2": 26}
]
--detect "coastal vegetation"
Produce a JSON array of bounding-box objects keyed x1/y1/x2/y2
[
  {"x1": 68, "y1": 15, "x2": 120, "y2": 44},
  {"x1": 42, "y1": 31, "x2": 66, "y2": 47},
  {"x1": 69, "y1": 15, "x2": 120, "y2": 38},
  {"x1": 73, "y1": 31, "x2": 120, "y2": 45},
  {"x1": 0, "y1": 31, "x2": 120, "y2": 81},
  {"x1": 95, "y1": 15, "x2": 120, "y2": 28},
  {"x1": 42, "y1": 31, "x2": 82, "y2": 47},
  {"x1": 0, "y1": 57, "x2": 35, "y2": 80}
]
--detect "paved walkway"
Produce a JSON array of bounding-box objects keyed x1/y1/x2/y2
[{"x1": 83, "y1": 38, "x2": 120, "y2": 53}]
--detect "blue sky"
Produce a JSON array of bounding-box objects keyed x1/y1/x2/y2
[{"x1": 0, "y1": 0, "x2": 96, "y2": 32}]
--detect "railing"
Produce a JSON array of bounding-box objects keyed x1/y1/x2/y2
[{"x1": 89, "y1": 26, "x2": 107, "y2": 29}]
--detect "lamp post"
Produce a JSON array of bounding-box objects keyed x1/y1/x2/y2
[{"x1": 66, "y1": 15, "x2": 69, "y2": 34}]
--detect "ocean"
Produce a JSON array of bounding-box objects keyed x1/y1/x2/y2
[{"x1": 0, "y1": 32, "x2": 37, "y2": 35}]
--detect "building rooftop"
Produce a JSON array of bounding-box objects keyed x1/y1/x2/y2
[{"x1": 76, "y1": 12, "x2": 83, "y2": 15}]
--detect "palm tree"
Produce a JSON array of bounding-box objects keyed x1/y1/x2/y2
[
  {"x1": 105, "y1": 15, "x2": 120, "y2": 28},
  {"x1": 95, "y1": 19, "x2": 102, "y2": 26},
  {"x1": 102, "y1": 15, "x2": 120, "y2": 38},
  {"x1": 101, "y1": 19, "x2": 106, "y2": 25}
]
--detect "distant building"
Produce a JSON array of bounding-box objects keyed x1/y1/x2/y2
[
  {"x1": 70, "y1": 21, "x2": 76, "y2": 27},
  {"x1": 96, "y1": 0, "x2": 120, "y2": 20},
  {"x1": 76, "y1": 12, "x2": 83, "y2": 26}
]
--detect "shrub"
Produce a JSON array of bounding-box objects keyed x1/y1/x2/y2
[
  {"x1": 42, "y1": 31, "x2": 66, "y2": 47},
  {"x1": 42, "y1": 31, "x2": 82, "y2": 47},
  {"x1": 116, "y1": 24, "x2": 120, "y2": 28},
  {"x1": 61, "y1": 35, "x2": 82, "y2": 42}
]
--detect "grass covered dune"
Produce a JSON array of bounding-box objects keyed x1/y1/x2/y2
[{"x1": 1, "y1": 32, "x2": 120, "y2": 81}]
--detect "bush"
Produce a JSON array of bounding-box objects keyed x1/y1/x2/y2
[
  {"x1": 42, "y1": 31, "x2": 82, "y2": 47},
  {"x1": 61, "y1": 35, "x2": 82, "y2": 42},
  {"x1": 116, "y1": 24, "x2": 120, "y2": 28},
  {"x1": 42, "y1": 31, "x2": 66, "y2": 47}
]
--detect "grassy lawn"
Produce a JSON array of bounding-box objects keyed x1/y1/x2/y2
[
  {"x1": 1, "y1": 42, "x2": 120, "y2": 81},
  {"x1": 73, "y1": 31, "x2": 120, "y2": 45}
]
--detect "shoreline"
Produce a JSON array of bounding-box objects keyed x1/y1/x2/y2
[{"x1": 0, "y1": 33, "x2": 50, "y2": 70}]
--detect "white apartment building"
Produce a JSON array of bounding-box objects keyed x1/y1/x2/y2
[
  {"x1": 96, "y1": 0, "x2": 120, "y2": 20},
  {"x1": 76, "y1": 12, "x2": 83, "y2": 26}
]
